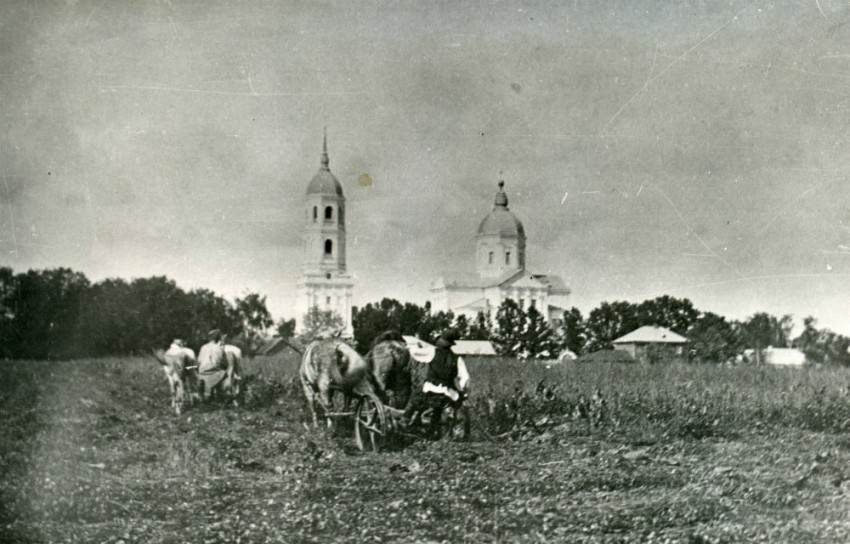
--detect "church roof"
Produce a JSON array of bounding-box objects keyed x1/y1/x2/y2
[
  {"x1": 432, "y1": 269, "x2": 569, "y2": 293},
  {"x1": 432, "y1": 270, "x2": 519, "y2": 290},
  {"x1": 455, "y1": 297, "x2": 491, "y2": 312},
  {"x1": 529, "y1": 274, "x2": 570, "y2": 294},
  {"x1": 307, "y1": 169, "x2": 343, "y2": 196},
  {"x1": 306, "y1": 131, "x2": 343, "y2": 196},
  {"x1": 477, "y1": 181, "x2": 525, "y2": 238}
]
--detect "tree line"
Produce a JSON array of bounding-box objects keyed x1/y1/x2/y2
[
  {"x1": 0, "y1": 267, "x2": 273, "y2": 359},
  {"x1": 350, "y1": 295, "x2": 850, "y2": 365},
  {"x1": 3, "y1": 266, "x2": 848, "y2": 365}
]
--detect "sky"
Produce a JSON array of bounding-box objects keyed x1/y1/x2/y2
[{"x1": 1, "y1": 0, "x2": 849, "y2": 336}]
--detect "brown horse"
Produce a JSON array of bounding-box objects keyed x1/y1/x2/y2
[
  {"x1": 365, "y1": 331, "x2": 414, "y2": 410},
  {"x1": 299, "y1": 339, "x2": 375, "y2": 427}
]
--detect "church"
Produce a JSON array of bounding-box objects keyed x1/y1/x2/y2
[
  {"x1": 429, "y1": 181, "x2": 570, "y2": 324},
  {"x1": 292, "y1": 134, "x2": 568, "y2": 335},
  {"x1": 294, "y1": 133, "x2": 355, "y2": 337}
]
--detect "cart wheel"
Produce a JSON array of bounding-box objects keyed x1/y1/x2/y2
[{"x1": 354, "y1": 392, "x2": 387, "y2": 452}]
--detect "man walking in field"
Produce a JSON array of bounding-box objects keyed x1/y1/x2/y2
[{"x1": 197, "y1": 329, "x2": 228, "y2": 399}]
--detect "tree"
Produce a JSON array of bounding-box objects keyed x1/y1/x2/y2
[
  {"x1": 560, "y1": 307, "x2": 586, "y2": 356},
  {"x1": 521, "y1": 304, "x2": 560, "y2": 359},
  {"x1": 276, "y1": 318, "x2": 296, "y2": 341},
  {"x1": 584, "y1": 301, "x2": 639, "y2": 352},
  {"x1": 181, "y1": 287, "x2": 240, "y2": 349},
  {"x1": 686, "y1": 311, "x2": 739, "y2": 363},
  {"x1": 352, "y1": 298, "x2": 404, "y2": 353},
  {"x1": 794, "y1": 317, "x2": 850, "y2": 366},
  {"x1": 414, "y1": 309, "x2": 452, "y2": 345},
  {"x1": 739, "y1": 312, "x2": 793, "y2": 363},
  {"x1": 492, "y1": 298, "x2": 525, "y2": 356},
  {"x1": 467, "y1": 311, "x2": 493, "y2": 341},
  {"x1": 637, "y1": 295, "x2": 698, "y2": 335},
  {"x1": 12, "y1": 268, "x2": 90, "y2": 358},
  {"x1": 453, "y1": 314, "x2": 471, "y2": 339},
  {"x1": 232, "y1": 292, "x2": 273, "y2": 354},
  {"x1": 0, "y1": 267, "x2": 19, "y2": 358},
  {"x1": 300, "y1": 306, "x2": 344, "y2": 343},
  {"x1": 76, "y1": 277, "x2": 135, "y2": 356},
  {"x1": 794, "y1": 316, "x2": 822, "y2": 362}
]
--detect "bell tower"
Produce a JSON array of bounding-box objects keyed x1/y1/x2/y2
[{"x1": 294, "y1": 130, "x2": 355, "y2": 337}]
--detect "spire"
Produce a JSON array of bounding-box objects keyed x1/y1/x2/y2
[
  {"x1": 320, "y1": 127, "x2": 329, "y2": 170},
  {"x1": 494, "y1": 180, "x2": 508, "y2": 208}
]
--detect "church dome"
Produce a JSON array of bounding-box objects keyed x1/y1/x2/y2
[
  {"x1": 307, "y1": 169, "x2": 343, "y2": 196},
  {"x1": 306, "y1": 132, "x2": 343, "y2": 196},
  {"x1": 477, "y1": 181, "x2": 525, "y2": 238}
]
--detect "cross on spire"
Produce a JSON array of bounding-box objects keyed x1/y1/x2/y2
[{"x1": 320, "y1": 127, "x2": 329, "y2": 170}]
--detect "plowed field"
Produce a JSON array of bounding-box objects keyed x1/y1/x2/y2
[{"x1": 3, "y1": 355, "x2": 850, "y2": 543}]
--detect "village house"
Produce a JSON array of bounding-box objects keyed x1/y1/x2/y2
[{"x1": 611, "y1": 325, "x2": 688, "y2": 364}]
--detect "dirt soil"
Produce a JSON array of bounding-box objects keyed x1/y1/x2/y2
[{"x1": 2, "y1": 358, "x2": 850, "y2": 543}]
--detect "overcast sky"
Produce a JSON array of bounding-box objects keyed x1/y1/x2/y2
[{"x1": 1, "y1": 0, "x2": 849, "y2": 335}]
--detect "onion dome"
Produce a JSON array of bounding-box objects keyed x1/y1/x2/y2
[
  {"x1": 477, "y1": 181, "x2": 525, "y2": 238},
  {"x1": 306, "y1": 130, "x2": 343, "y2": 196}
]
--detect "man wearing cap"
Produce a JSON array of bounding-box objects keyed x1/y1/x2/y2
[{"x1": 401, "y1": 328, "x2": 468, "y2": 433}]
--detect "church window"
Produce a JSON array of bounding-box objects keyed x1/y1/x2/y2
[
  {"x1": 505, "y1": 251, "x2": 511, "y2": 265},
  {"x1": 326, "y1": 273, "x2": 332, "y2": 280},
  {"x1": 313, "y1": 206, "x2": 318, "y2": 222},
  {"x1": 488, "y1": 251, "x2": 494, "y2": 264},
  {"x1": 325, "y1": 206, "x2": 333, "y2": 221},
  {"x1": 324, "y1": 239, "x2": 333, "y2": 256},
  {"x1": 326, "y1": 296, "x2": 331, "y2": 306}
]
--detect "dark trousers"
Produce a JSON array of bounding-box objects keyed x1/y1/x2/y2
[{"x1": 403, "y1": 388, "x2": 450, "y2": 426}]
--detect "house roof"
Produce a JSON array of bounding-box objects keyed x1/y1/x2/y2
[
  {"x1": 453, "y1": 340, "x2": 497, "y2": 356},
  {"x1": 764, "y1": 347, "x2": 806, "y2": 366},
  {"x1": 612, "y1": 325, "x2": 688, "y2": 344},
  {"x1": 402, "y1": 335, "x2": 497, "y2": 359},
  {"x1": 257, "y1": 336, "x2": 304, "y2": 356}
]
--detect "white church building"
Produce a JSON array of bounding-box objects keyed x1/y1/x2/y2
[
  {"x1": 430, "y1": 181, "x2": 570, "y2": 324},
  {"x1": 294, "y1": 134, "x2": 355, "y2": 336}
]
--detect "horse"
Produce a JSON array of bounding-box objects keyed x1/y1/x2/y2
[
  {"x1": 299, "y1": 339, "x2": 375, "y2": 428},
  {"x1": 152, "y1": 342, "x2": 199, "y2": 415},
  {"x1": 364, "y1": 331, "x2": 414, "y2": 410},
  {"x1": 223, "y1": 343, "x2": 243, "y2": 401},
  {"x1": 197, "y1": 339, "x2": 242, "y2": 403}
]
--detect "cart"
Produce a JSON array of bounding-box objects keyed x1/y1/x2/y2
[{"x1": 384, "y1": 393, "x2": 471, "y2": 442}]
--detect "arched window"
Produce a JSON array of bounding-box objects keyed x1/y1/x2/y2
[
  {"x1": 488, "y1": 251, "x2": 494, "y2": 264},
  {"x1": 505, "y1": 251, "x2": 511, "y2": 265},
  {"x1": 312, "y1": 206, "x2": 318, "y2": 222},
  {"x1": 325, "y1": 206, "x2": 333, "y2": 221},
  {"x1": 324, "y1": 239, "x2": 333, "y2": 256}
]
